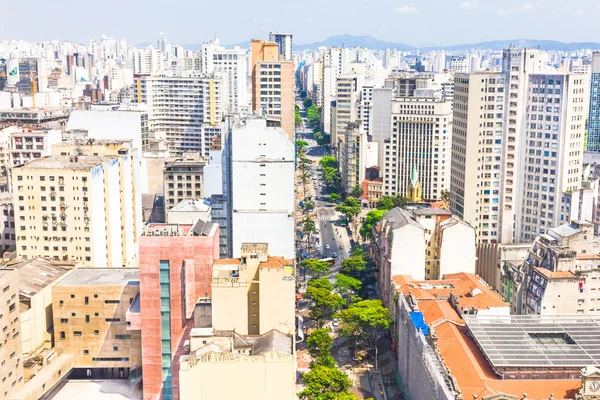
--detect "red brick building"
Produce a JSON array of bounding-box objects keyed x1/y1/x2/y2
[{"x1": 138, "y1": 220, "x2": 219, "y2": 400}]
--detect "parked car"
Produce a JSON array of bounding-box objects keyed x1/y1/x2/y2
[
  {"x1": 325, "y1": 244, "x2": 330, "y2": 250},
  {"x1": 338, "y1": 245, "x2": 344, "y2": 250},
  {"x1": 333, "y1": 252, "x2": 338, "y2": 258}
]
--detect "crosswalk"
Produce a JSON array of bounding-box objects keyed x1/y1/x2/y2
[{"x1": 317, "y1": 214, "x2": 337, "y2": 222}]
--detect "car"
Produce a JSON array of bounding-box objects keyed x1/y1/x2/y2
[
  {"x1": 338, "y1": 245, "x2": 344, "y2": 250},
  {"x1": 333, "y1": 252, "x2": 338, "y2": 258},
  {"x1": 325, "y1": 244, "x2": 330, "y2": 250},
  {"x1": 332, "y1": 319, "x2": 340, "y2": 327}
]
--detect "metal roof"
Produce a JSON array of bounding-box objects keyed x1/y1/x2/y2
[{"x1": 465, "y1": 315, "x2": 600, "y2": 368}]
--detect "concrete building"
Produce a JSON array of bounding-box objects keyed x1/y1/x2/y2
[
  {"x1": 587, "y1": 51, "x2": 600, "y2": 151},
  {"x1": 178, "y1": 242, "x2": 295, "y2": 400},
  {"x1": 230, "y1": 118, "x2": 295, "y2": 259},
  {"x1": 251, "y1": 39, "x2": 295, "y2": 141},
  {"x1": 383, "y1": 89, "x2": 452, "y2": 200},
  {"x1": 331, "y1": 75, "x2": 360, "y2": 146},
  {"x1": 8, "y1": 127, "x2": 61, "y2": 167},
  {"x1": 0, "y1": 269, "x2": 24, "y2": 398},
  {"x1": 370, "y1": 88, "x2": 394, "y2": 168},
  {"x1": 52, "y1": 268, "x2": 141, "y2": 379},
  {"x1": 371, "y1": 208, "x2": 426, "y2": 305},
  {"x1": 3, "y1": 258, "x2": 75, "y2": 357},
  {"x1": 475, "y1": 242, "x2": 530, "y2": 296},
  {"x1": 66, "y1": 105, "x2": 149, "y2": 152},
  {"x1": 200, "y1": 40, "x2": 249, "y2": 114},
  {"x1": 134, "y1": 75, "x2": 224, "y2": 156},
  {"x1": 138, "y1": 220, "x2": 219, "y2": 400},
  {"x1": 0, "y1": 193, "x2": 15, "y2": 251},
  {"x1": 432, "y1": 216, "x2": 477, "y2": 279},
  {"x1": 411, "y1": 208, "x2": 452, "y2": 279},
  {"x1": 167, "y1": 198, "x2": 211, "y2": 225},
  {"x1": 12, "y1": 141, "x2": 141, "y2": 267},
  {"x1": 268, "y1": 32, "x2": 293, "y2": 61},
  {"x1": 340, "y1": 122, "x2": 367, "y2": 195},
  {"x1": 163, "y1": 157, "x2": 206, "y2": 213}
]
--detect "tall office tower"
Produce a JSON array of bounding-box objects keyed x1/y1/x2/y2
[
  {"x1": 229, "y1": 118, "x2": 295, "y2": 259},
  {"x1": 340, "y1": 122, "x2": 368, "y2": 195},
  {"x1": 134, "y1": 75, "x2": 224, "y2": 156},
  {"x1": 139, "y1": 220, "x2": 220, "y2": 400},
  {"x1": 383, "y1": 86, "x2": 452, "y2": 201},
  {"x1": 269, "y1": 32, "x2": 293, "y2": 61},
  {"x1": 358, "y1": 85, "x2": 374, "y2": 135},
  {"x1": 370, "y1": 88, "x2": 394, "y2": 168},
  {"x1": 0, "y1": 269, "x2": 23, "y2": 398},
  {"x1": 12, "y1": 140, "x2": 141, "y2": 267},
  {"x1": 201, "y1": 40, "x2": 249, "y2": 114},
  {"x1": 451, "y1": 73, "x2": 506, "y2": 243},
  {"x1": 516, "y1": 73, "x2": 588, "y2": 241},
  {"x1": 251, "y1": 40, "x2": 295, "y2": 140},
  {"x1": 132, "y1": 47, "x2": 164, "y2": 75},
  {"x1": 449, "y1": 56, "x2": 469, "y2": 73},
  {"x1": 587, "y1": 51, "x2": 600, "y2": 151},
  {"x1": 331, "y1": 75, "x2": 360, "y2": 146}
]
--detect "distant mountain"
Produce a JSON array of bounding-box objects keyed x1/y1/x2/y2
[
  {"x1": 433, "y1": 39, "x2": 600, "y2": 52},
  {"x1": 294, "y1": 35, "x2": 416, "y2": 51}
]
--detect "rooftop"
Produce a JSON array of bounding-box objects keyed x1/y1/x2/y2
[
  {"x1": 260, "y1": 256, "x2": 294, "y2": 269},
  {"x1": 169, "y1": 198, "x2": 211, "y2": 213},
  {"x1": 535, "y1": 267, "x2": 578, "y2": 279},
  {"x1": 383, "y1": 207, "x2": 423, "y2": 230},
  {"x1": 4, "y1": 257, "x2": 76, "y2": 297},
  {"x1": 411, "y1": 208, "x2": 452, "y2": 217},
  {"x1": 16, "y1": 155, "x2": 104, "y2": 170},
  {"x1": 466, "y1": 314, "x2": 600, "y2": 370},
  {"x1": 57, "y1": 268, "x2": 139, "y2": 287}
]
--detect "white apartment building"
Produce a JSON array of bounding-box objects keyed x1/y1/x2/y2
[
  {"x1": 132, "y1": 47, "x2": 164, "y2": 75},
  {"x1": 517, "y1": 73, "x2": 589, "y2": 241},
  {"x1": 331, "y1": 75, "x2": 360, "y2": 146},
  {"x1": 201, "y1": 40, "x2": 249, "y2": 114},
  {"x1": 358, "y1": 85, "x2": 374, "y2": 135},
  {"x1": 383, "y1": 93, "x2": 452, "y2": 200},
  {"x1": 8, "y1": 128, "x2": 61, "y2": 167},
  {"x1": 11, "y1": 140, "x2": 141, "y2": 267},
  {"x1": 135, "y1": 75, "x2": 225, "y2": 156},
  {"x1": 0, "y1": 193, "x2": 15, "y2": 249},
  {"x1": 269, "y1": 32, "x2": 293, "y2": 61},
  {"x1": 451, "y1": 72, "x2": 506, "y2": 243},
  {"x1": 230, "y1": 118, "x2": 295, "y2": 259}
]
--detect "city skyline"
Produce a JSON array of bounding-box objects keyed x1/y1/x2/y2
[{"x1": 2, "y1": 0, "x2": 600, "y2": 47}]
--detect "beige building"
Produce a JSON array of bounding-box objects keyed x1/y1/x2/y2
[
  {"x1": 12, "y1": 139, "x2": 141, "y2": 267},
  {"x1": 331, "y1": 75, "x2": 360, "y2": 146},
  {"x1": 163, "y1": 157, "x2": 206, "y2": 213},
  {"x1": 3, "y1": 258, "x2": 76, "y2": 357},
  {"x1": 0, "y1": 268, "x2": 24, "y2": 398},
  {"x1": 178, "y1": 242, "x2": 296, "y2": 400},
  {"x1": 251, "y1": 39, "x2": 295, "y2": 141},
  {"x1": 340, "y1": 122, "x2": 367, "y2": 195},
  {"x1": 211, "y1": 243, "x2": 295, "y2": 336},
  {"x1": 52, "y1": 268, "x2": 141, "y2": 379}
]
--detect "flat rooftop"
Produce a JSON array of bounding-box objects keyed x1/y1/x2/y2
[
  {"x1": 17, "y1": 155, "x2": 104, "y2": 169},
  {"x1": 56, "y1": 268, "x2": 139, "y2": 287},
  {"x1": 465, "y1": 314, "x2": 600, "y2": 369},
  {"x1": 4, "y1": 257, "x2": 76, "y2": 297}
]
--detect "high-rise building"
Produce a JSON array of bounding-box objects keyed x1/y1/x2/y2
[
  {"x1": 268, "y1": 32, "x2": 293, "y2": 61},
  {"x1": 201, "y1": 40, "x2": 249, "y2": 114},
  {"x1": 52, "y1": 268, "x2": 142, "y2": 379},
  {"x1": 12, "y1": 140, "x2": 141, "y2": 267},
  {"x1": 163, "y1": 156, "x2": 206, "y2": 213},
  {"x1": 139, "y1": 220, "x2": 219, "y2": 400},
  {"x1": 331, "y1": 75, "x2": 360, "y2": 146},
  {"x1": 134, "y1": 75, "x2": 225, "y2": 156},
  {"x1": 586, "y1": 51, "x2": 600, "y2": 151},
  {"x1": 340, "y1": 122, "x2": 367, "y2": 195},
  {"x1": 383, "y1": 89, "x2": 452, "y2": 200},
  {"x1": 8, "y1": 127, "x2": 62, "y2": 167},
  {"x1": 229, "y1": 118, "x2": 295, "y2": 259}
]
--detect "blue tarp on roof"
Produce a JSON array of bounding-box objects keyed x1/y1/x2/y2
[{"x1": 410, "y1": 312, "x2": 430, "y2": 336}]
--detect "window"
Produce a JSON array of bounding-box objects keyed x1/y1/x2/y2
[
  {"x1": 60, "y1": 332, "x2": 65, "y2": 340},
  {"x1": 83, "y1": 350, "x2": 89, "y2": 355},
  {"x1": 105, "y1": 318, "x2": 121, "y2": 322},
  {"x1": 85, "y1": 315, "x2": 90, "y2": 323},
  {"x1": 104, "y1": 300, "x2": 120, "y2": 304},
  {"x1": 60, "y1": 318, "x2": 68, "y2": 323},
  {"x1": 113, "y1": 346, "x2": 119, "y2": 351},
  {"x1": 115, "y1": 334, "x2": 131, "y2": 339},
  {"x1": 94, "y1": 330, "x2": 99, "y2": 335},
  {"x1": 73, "y1": 331, "x2": 82, "y2": 336}
]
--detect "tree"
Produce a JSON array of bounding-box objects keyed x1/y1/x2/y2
[
  {"x1": 377, "y1": 194, "x2": 409, "y2": 210},
  {"x1": 305, "y1": 286, "x2": 344, "y2": 328},
  {"x1": 336, "y1": 197, "x2": 361, "y2": 220},
  {"x1": 323, "y1": 167, "x2": 341, "y2": 187},
  {"x1": 307, "y1": 277, "x2": 333, "y2": 290},
  {"x1": 341, "y1": 256, "x2": 367, "y2": 277},
  {"x1": 319, "y1": 156, "x2": 337, "y2": 169},
  {"x1": 329, "y1": 193, "x2": 341, "y2": 203},
  {"x1": 440, "y1": 189, "x2": 450, "y2": 210},
  {"x1": 297, "y1": 140, "x2": 309, "y2": 148},
  {"x1": 349, "y1": 184, "x2": 364, "y2": 199},
  {"x1": 303, "y1": 217, "x2": 316, "y2": 236},
  {"x1": 338, "y1": 300, "x2": 391, "y2": 372},
  {"x1": 303, "y1": 201, "x2": 315, "y2": 213},
  {"x1": 335, "y1": 274, "x2": 362, "y2": 305},
  {"x1": 359, "y1": 209, "x2": 385, "y2": 241},
  {"x1": 304, "y1": 98, "x2": 313, "y2": 109},
  {"x1": 302, "y1": 260, "x2": 330, "y2": 279},
  {"x1": 298, "y1": 365, "x2": 355, "y2": 400},
  {"x1": 295, "y1": 106, "x2": 303, "y2": 126},
  {"x1": 306, "y1": 328, "x2": 335, "y2": 367}
]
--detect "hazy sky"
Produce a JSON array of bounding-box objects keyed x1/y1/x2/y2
[{"x1": 2, "y1": 0, "x2": 600, "y2": 47}]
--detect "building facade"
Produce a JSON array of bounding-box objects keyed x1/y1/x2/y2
[
  {"x1": 587, "y1": 51, "x2": 600, "y2": 151},
  {"x1": 163, "y1": 158, "x2": 206, "y2": 213},
  {"x1": 0, "y1": 269, "x2": 24, "y2": 398}
]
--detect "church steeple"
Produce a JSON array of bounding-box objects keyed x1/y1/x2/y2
[{"x1": 407, "y1": 165, "x2": 422, "y2": 202}]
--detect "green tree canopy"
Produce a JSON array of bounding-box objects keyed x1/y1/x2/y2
[
  {"x1": 306, "y1": 328, "x2": 335, "y2": 367},
  {"x1": 334, "y1": 274, "x2": 362, "y2": 305},
  {"x1": 307, "y1": 277, "x2": 333, "y2": 291},
  {"x1": 303, "y1": 98, "x2": 313, "y2": 109},
  {"x1": 319, "y1": 156, "x2": 337, "y2": 169},
  {"x1": 349, "y1": 184, "x2": 364, "y2": 199},
  {"x1": 336, "y1": 197, "x2": 361, "y2": 220},
  {"x1": 329, "y1": 193, "x2": 341, "y2": 203},
  {"x1": 305, "y1": 286, "x2": 345, "y2": 327},
  {"x1": 377, "y1": 195, "x2": 408, "y2": 210},
  {"x1": 338, "y1": 299, "x2": 391, "y2": 341},
  {"x1": 303, "y1": 217, "x2": 316, "y2": 236},
  {"x1": 295, "y1": 107, "x2": 303, "y2": 126},
  {"x1": 298, "y1": 365, "x2": 355, "y2": 400},
  {"x1": 302, "y1": 259, "x2": 329, "y2": 279},
  {"x1": 297, "y1": 140, "x2": 309, "y2": 148},
  {"x1": 359, "y1": 209, "x2": 385, "y2": 241},
  {"x1": 341, "y1": 256, "x2": 367, "y2": 277}
]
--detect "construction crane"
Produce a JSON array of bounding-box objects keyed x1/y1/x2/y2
[{"x1": 0, "y1": 70, "x2": 53, "y2": 109}]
